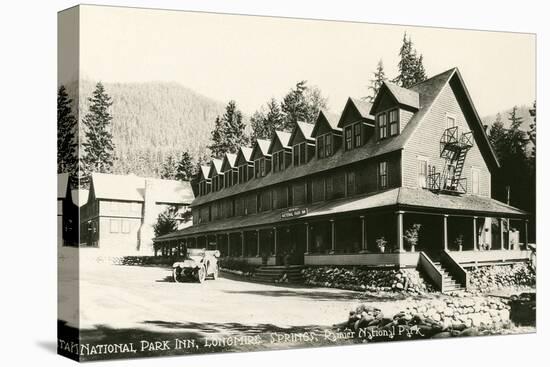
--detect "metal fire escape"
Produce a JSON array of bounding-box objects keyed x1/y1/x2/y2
[{"x1": 427, "y1": 126, "x2": 473, "y2": 194}]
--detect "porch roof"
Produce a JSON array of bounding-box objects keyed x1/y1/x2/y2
[{"x1": 155, "y1": 188, "x2": 527, "y2": 241}]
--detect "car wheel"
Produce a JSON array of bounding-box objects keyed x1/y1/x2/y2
[
  {"x1": 173, "y1": 267, "x2": 184, "y2": 283},
  {"x1": 197, "y1": 266, "x2": 206, "y2": 283},
  {"x1": 212, "y1": 264, "x2": 219, "y2": 280}
]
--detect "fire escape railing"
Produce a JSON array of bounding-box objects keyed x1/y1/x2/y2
[{"x1": 427, "y1": 127, "x2": 473, "y2": 195}]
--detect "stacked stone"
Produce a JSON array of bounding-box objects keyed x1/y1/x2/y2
[
  {"x1": 467, "y1": 263, "x2": 535, "y2": 293},
  {"x1": 302, "y1": 267, "x2": 433, "y2": 293},
  {"x1": 347, "y1": 296, "x2": 512, "y2": 341}
]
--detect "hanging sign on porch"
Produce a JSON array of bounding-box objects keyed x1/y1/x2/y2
[{"x1": 281, "y1": 207, "x2": 308, "y2": 219}]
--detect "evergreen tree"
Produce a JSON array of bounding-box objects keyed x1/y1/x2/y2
[
  {"x1": 507, "y1": 106, "x2": 527, "y2": 156},
  {"x1": 153, "y1": 206, "x2": 179, "y2": 238},
  {"x1": 208, "y1": 101, "x2": 248, "y2": 157},
  {"x1": 57, "y1": 85, "x2": 79, "y2": 182},
  {"x1": 250, "y1": 98, "x2": 285, "y2": 142},
  {"x1": 281, "y1": 81, "x2": 327, "y2": 131},
  {"x1": 81, "y1": 82, "x2": 116, "y2": 180},
  {"x1": 529, "y1": 100, "x2": 536, "y2": 158},
  {"x1": 175, "y1": 151, "x2": 195, "y2": 181},
  {"x1": 489, "y1": 113, "x2": 506, "y2": 160},
  {"x1": 393, "y1": 32, "x2": 427, "y2": 88},
  {"x1": 364, "y1": 59, "x2": 387, "y2": 102},
  {"x1": 160, "y1": 153, "x2": 178, "y2": 179}
]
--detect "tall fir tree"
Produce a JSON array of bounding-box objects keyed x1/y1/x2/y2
[
  {"x1": 281, "y1": 81, "x2": 327, "y2": 131},
  {"x1": 250, "y1": 98, "x2": 284, "y2": 142},
  {"x1": 488, "y1": 113, "x2": 506, "y2": 160},
  {"x1": 393, "y1": 32, "x2": 427, "y2": 88},
  {"x1": 160, "y1": 153, "x2": 178, "y2": 179},
  {"x1": 364, "y1": 59, "x2": 387, "y2": 102},
  {"x1": 81, "y1": 82, "x2": 116, "y2": 181},
  {"x1": 208, "y1": 101, "x2": 248, "y2": 157},
  {"x1": 175, "y1": 151, "x2": 195, "y2": 181},
  {"x1": 57, "y1": 85, "x2": 79, "y2": 183}
]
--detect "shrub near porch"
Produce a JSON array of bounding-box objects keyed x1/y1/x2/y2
[{"x1": 302, "y1": 266, "x2": 435, "y2": 293}]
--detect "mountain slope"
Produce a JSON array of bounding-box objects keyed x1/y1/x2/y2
[{"x1": 66, "y1": 80, "x2": 226, "y2": 177}]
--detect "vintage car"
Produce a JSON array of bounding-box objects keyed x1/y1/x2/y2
[{"x1": 172, "y1": 248, "x2": 220, "y2": 283}]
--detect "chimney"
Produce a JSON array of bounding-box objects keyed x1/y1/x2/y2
[{"x1": 138, "y1": 179, "x2": 156, "y2": 255}]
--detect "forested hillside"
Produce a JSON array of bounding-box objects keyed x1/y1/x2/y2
[
  {"x1": 481, "y1": 105, "x2": 533, "y2": 131},
  {"x1": 65, "y1": 80, "x2": 225, "y2": 177}
]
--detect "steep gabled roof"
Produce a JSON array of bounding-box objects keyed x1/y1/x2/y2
[
  {"x1": 90, "y1": 173, "x2": 194, "y2": 204},
  {"x1": 207, "y1": 159, "x2": 223, "y2": 178},
  {"x1": 268, "y1": 130, "x2": 292, "y2": 154},
  {"x1": 250, "y1": 139, "x2": 271, "y2": 160},
  {"x1": 197, "y1": 165, "x2": 210, "y2": 181},
  {"x1": 220, "y1": 153, "x2": 237, "y2": 172},
  {"x1": 312, "y1": 109, "x2": 342, "y2": 137},
  {"x1": 235, "y1": 146, "x2": 253, "y2": 166},
  {"x1": 384, "y1": 82, "x2": 420, "y2": 109},
  {"x1": 337, "y1": 98, "x2": 374, "y2": 128},
  {"x1": 288, "y1": 121, "x2": 315, "y2": 146}
]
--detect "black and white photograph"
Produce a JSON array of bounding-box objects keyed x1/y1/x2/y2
[{"x1": 54, "y1": 4, "x2": 540, "y2": 362}]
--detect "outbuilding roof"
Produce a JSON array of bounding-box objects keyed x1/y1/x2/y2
[{"x1": 90, "y1": 173, "x2": 194, "y2": 204}]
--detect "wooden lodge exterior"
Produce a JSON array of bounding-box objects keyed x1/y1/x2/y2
[{"x1": 154, "y1": 68, "x2": 531, "y2": 286}]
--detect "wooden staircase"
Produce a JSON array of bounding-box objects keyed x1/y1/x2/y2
[
  {"x1": 433, "y1": 261, "x2": 465, "y2": 293},
  {"x1": 253, "y1": 266, "x2": 304, "y2": 283}
]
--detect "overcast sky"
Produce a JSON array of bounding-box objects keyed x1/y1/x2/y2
[{"x1": 61, "y1": 5, "x2": 536, "y2": 117}]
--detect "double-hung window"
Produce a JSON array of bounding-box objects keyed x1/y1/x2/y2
[
  {"x1": 325, "y1": 134, "x2": 332, "y2": 156},
  {"x1": 378, "y1": 161, "x2": 388, "y2": 189},
  {"x1": 345, "y1": 126, "x2": 353, "y2": 151},
  {"x1": 378, "y1": 113, "x2": 387, "y2": 139},
  {"x1": 389, "y1": 109, "x2": 399, "y2": 136},
  {"x1": 317, "y1": 136, "x2": 325, "y2": 158},
  {"x1": 353, "y1": 123, "x2": 362, "y2": 147},
  {"x1": 417, "y1": 158, "x2": 428, "y2": 188}
]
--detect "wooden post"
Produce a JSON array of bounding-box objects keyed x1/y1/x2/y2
[
  {"x1": 256, "y1": 229, "x2": 260, "y2": 257},
  {"x1": 396, "y1": 211, "x2": 404, "y2": 252},
  {"x1": 305, "y1": 222, "x2": 310, "y2": 254},
  {"x1": 524, "y1": 220, "x2": 529, "y2": 249},
  {"x1": 330, "y1": 219, "x2": 335, "y2": 254},
  {"x1": 500, "y1": 218, "x2": 505, "y2": 250},
  {"x1": 473, "y1": 217, "x2": 478, "y2": 251},
  {"x1": 227, "y1": 233, "x2": 231, "y2": 257},
  {"x1": 273, "y1": 227, "x2": 278, "y2": 256},
  {"x1": 443, "y1": 215, "x2": 449, "y2": 251},
  {"x1": 360, "y1": 215, "x2": 367, "y2": 252},
  {"x1": 241, "y1": 230, "x2": 245, "y2": 257}
]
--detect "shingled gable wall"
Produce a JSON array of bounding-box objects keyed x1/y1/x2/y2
[{"x1": 401, "y1": 82, "x2": 491, "y2": 197}]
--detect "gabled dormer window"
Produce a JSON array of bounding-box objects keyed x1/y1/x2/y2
[
  {"x1": 255, "y1": 158, "x2": 267, "y2": 178},
  {"x1": 378, "y1": 108, "x2": 399, "y2": 139},
  {"x1": 344, "y1": 122, "x2": 362, "y2": 151},
  {"x1": 224, "y1": 171, "x2": 232, "y2": 188},
  {"x1": 344, "y1": 126, "x2": 352, "y2": 151},
  {"x1": 317, "y1": 134, "x2": 333, "y2": 158},
  {"x1": 272, "y1": 150, "x2": 285, "y2": 173},
  {"x1": 293, "y1": 143, "x2": 307, "y2": 166},
  {"x1": 238, "y1": 165, "x2": 247, "y2": 183}
]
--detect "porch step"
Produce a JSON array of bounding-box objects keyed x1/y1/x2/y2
[
  {"x1": 253, "y1": 266, "x2": 304, "y2": 283},
  {"x1": 433, "y1": 262, "x2": 465, "y2": 293}
]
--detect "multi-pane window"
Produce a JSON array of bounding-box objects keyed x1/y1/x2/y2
[
  {"x1": 345, "y1": 126, "x2": 353, "y2": 151},
  {"x1": 353, "y1": 123, "x2": 362, "y2": 147},
  {"x1": 255, "y1": 159, "x2": 261, "y2": 178},
  {"x1": 224, "y1": 171, "x2": 231, "y2": 188},
  {"x1": 378, "y1": 161, "x2": 388, "y2": 189},
  {"x1": 378, "y1": 113, "x2": 387, "y2": 139},
  {"x1": 317, "y1": 136, "x2": 325, "y2": 158},
  {"x1": 346, "y1": 171, "x2": 356, "y2": 196},
  {"x1": 239, "y1": 165, "x2": 247, "y2": 183},
  {"x1": 299, "y1": 143, "x2": 306, "y2": 165},
  {"x1": 417, "y1": 159, "x2": 428, "y2": 188},
  {"x1": 472, "y1": 168, "x2": 480, "y2": 194},
  {"x1": 293, "y1": 145, "x2": 300, "y2": 166},
  {"x1": 260, "y1": 158, "x2": 265, "y2": 176},
  {"x1": 293, "y1": 143, "x2": 307, "y2": 166},
  {"x1": 232, "y1": 169, "x2": 238, "y2": 185},
  {"x1": 272, "y1": 153, "x2": 279, "y2": 172},
  {"x1": 389, "y1": 109, "x2": 399, "y2": 136},
  {"x1": 325, "y1": 134, "x2": 332, "y2": 156}
]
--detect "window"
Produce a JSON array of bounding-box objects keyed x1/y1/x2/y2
[
  {"x1": 389, "y1": 109, "x2": 399, "y2": 136},
  {"x1": 417, "y1": 158, "x2": 428, "y2": 188},
  {"x1": 317, "y1": 136, "x2": 325, "y2": 158},
  {"x1": 325, "y1": 134, "x2": 332, "y2": 157},
  {"x1": 378, "y1": 113, "x2": 387, "y2": 139},
  {"x1": 378, "y1": 161, "x2": 388, "y2": 189},
  {"x1": 446, "y1": 114, "x2": 456, "y2": 130},
  {"x1": 255, "y1": 159, "x2": 261, "y2": 178},
  {"x1": 272, "y1": 153, "x2": 279, "y2": 172},
  {"x1": 239, "y1": 165, "x2": 247, "y2": 183},
  {"x1": 278, "y1": 151, "x2": 285, "y2": 171},
  {"x1": 233, "y1": 169, "x2": 238, "y2": 185},
  {"x1": 121, "y1": 220, "x2": 130, "y2": 234},
  {"x1": 293, "y1": 145, "x2": 300, "y2": 166},
  {"x1": 345, "y1": 126, "x2": 353, "y2": 151},
  {"x1": 354, "y1": 123, "x2": 362, "y2": 147},
  {"x1": 224, "y1": 172, "x2": 231, "y2": 188},
  {"x1": 472, "y1": 168, "x2": 480, "y2": 194},
  {"x1": 346, "y1": 171, "x2": 356, "y2": 196},
  {"x1": 299, "y1": 143, "x2": 306, "y2": 165},
  {"x1": 260, "y1": 158, "x2": 265, "y2": 176},
  {"x1": 110, "y1": 219, "x2": 120, "y2": 233}
]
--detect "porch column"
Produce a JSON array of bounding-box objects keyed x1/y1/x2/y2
[
  {"x1": 524, "y1": 220, "x2": 529, "y2": 249},
  {"x1": 500, "y1": 218, "x2": 505, "y2": 250},
  {"x1": 305, "y1": 222, "x2": 310, "y2": 254},
  {"x1": 360, "y1": 216, "x2": 367, "y2": 252},
  {"x1": 473, "y1": 217, "x2": 478, "y2": 251},
  {"x1": 396, "y1": 211, "x2": 404, "y2": 252},
  {"x1": 443, "y1": 215, "x2": 449, "y2": 251},
  {"x1": 241, "y1": 230, "x2": 245, "y2": 257},
  {"x1": 329, "y1": 219, "x2": 335, "y2": 254},
  {"x1": 256, "y1": 229, "x2": 260, "y2": 257},
  {"x1": 227, "y1": 233, "x2": 230, "y2": 257},
  {"x1": 273, "y1": 227, "x2": 278, "y2": 255}
]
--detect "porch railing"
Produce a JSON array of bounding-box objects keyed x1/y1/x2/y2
[
  {"x1": 442, "y1": 250, "x2": 469, "y2": 290},
  {"x1": 418, "y1": 251, "x2": 444, "y2": 291}
]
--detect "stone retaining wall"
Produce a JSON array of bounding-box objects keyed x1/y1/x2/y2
[{"x1": 467, "y1": 263, "x2": 535, "y2": 293}]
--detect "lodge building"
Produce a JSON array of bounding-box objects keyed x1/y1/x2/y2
[{"x1": 154, "y1": 68, "x2": 531, "y2": 288}]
